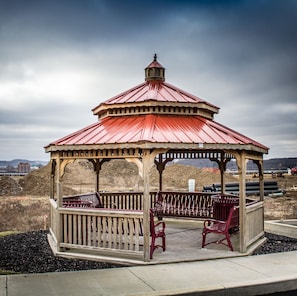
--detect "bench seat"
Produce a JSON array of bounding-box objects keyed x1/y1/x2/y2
[{"x1": 202, "y1": 205, "x2": 239, "y2": 251}]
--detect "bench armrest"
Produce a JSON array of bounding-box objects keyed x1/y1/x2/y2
[{"x1": 203, "y1": 219, "x2": 225, "y2": 227}]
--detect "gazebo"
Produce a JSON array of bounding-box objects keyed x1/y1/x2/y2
[{"x1": 45, "y1": 55, "x2": 269, "y2": 263}]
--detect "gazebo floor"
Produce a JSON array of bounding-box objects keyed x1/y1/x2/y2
[
  {"x1": 150, "y1": 219, "x2": 243, "y2": 264},
  {"x1": 49, "y1": 219, "x2": 264, "y2": 266}
]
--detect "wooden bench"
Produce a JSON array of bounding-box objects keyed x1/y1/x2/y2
[
  {"x1": 63, "y1": 192, "x2": 103, "y2": 208},
  {"x1": 63, "y1": 199, "x2": 93, "y2": 208},
  {"x1": 202, "y1": 205, "x2": 239, "y2": 251},
  {"x1": 153, "y1": 191, "x2": 239, "y2": 220}
]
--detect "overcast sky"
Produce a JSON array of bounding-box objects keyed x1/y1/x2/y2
[{"x1": 1, "y1": 0, "x2": 296, "y2": 161}]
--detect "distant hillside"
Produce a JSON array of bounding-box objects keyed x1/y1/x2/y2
[
  {"x1": 176, "y1": 158, "x2": 297, "y2": 171},
  {"x1": 0, "y1": 159, "x2": 48, "y2": 168},
  {"x1": 1, "y1": 157, "x2": 296, "y2": 171},
  {"x1": 263, "y1": 158, "x2": 297, "y2": 170}
]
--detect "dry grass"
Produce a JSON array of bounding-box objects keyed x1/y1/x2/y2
[
  {"x1": 0, "y1": 160, "x2": 297, "y2": 232},
  {"x1": 0, "y1": 196, "x2": 50, "y2": 232}
]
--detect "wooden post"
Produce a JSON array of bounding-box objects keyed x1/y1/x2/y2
[
  {"x1": 212, "y1": 153, "x2": 229, "y2": 194},
  {"x1": 50, "y1": 159, "x2": 56, "y2": 199},
  {"x1": 154, "y1": 154, "x2": 173, "y2": 191},
  {"x1": 56, "y1": 156, "x2": 62, "y2": 252},
  {"x1": 252, "y1": 158, "x2": 264, "y2": 202},
  {"x1": 219, "y1": 158, "x2": 227, "y2": 193},
  {"x1": 89, "y1": 158, "x2": 108, "y2": 192},
  {"x1": 94, "y1": 159, "x2": 101, "y2": 192},
  {"x1": 220, "y1": 168, "x2": 225, "y2": 193},
  {"x1": 237, "y1": 152, "x2": 247, "y2": 253},
  {"x1": 55, "y1": 157, "x2": 63, "y2": 207},
  {"x1": 142, "y1": 149, "x2": 153, "y2": 261},
  {"x1": 258, "y1": 159, "x2": 264, "y2": 202}
]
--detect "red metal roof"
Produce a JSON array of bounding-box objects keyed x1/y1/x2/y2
[
  {"x1": 48, "y1": 114, "x2": 268, "y2": 150},
  {"x1": 93, "y1": 81, "x2": 219, "y2": 108},
  {"x1": 46, "y1": 56, "x2": 268, "y2": 154}
]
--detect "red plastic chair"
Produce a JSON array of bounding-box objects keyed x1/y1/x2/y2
[
  {"x1": 201, "y1": 206, "x2": 239, "y2": 251},
  {"x1": 150, "y1": 209, "x2": 166, "y2": 259}
]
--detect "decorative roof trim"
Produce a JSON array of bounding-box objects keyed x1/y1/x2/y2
[
  {"x1": 94, "y1": 101, "x2": 218, "y2": 120},
  {"x1": 45, "y1": 142, "x2": 268, "y2": 156}
]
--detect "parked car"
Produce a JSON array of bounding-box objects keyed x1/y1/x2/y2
[{"x1": 291, "y1": 167, "x2": 297, "y2": 175}]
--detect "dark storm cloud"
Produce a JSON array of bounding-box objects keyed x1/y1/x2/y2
[{"x1": 0, "y1": 0, "x2": 296, "y2": 160}]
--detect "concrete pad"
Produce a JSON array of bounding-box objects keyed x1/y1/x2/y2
[
  {"x1": 265, "y1": 220, "x2": 297, "y2": 239},
  {"x1": 128, "y1": 259, "x2": 266, "y2": 294},
  {"x1": 7, "y1": 268, "x2": 153, "y2": 296},
  {"x1": 0, "y1": 276, "x2": 6, "y2": 296},
  {"x1": 223, "y1": 275, "x2": 297, "y2": 296},
  {"x1": 228, "y1": 251, "x2": 297, "y2": 277},
  {"x1": 3, "y1": 252, "x2": 297, "y2": 296}
]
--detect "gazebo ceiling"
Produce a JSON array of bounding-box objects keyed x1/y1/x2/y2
[{"x1": 45, "y1": 55, "x2": 269, "y2": 155}]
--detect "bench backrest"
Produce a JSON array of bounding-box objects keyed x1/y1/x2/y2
[
  {"x1": 226, "y1": 206, "x2": 239, "y2": 230},
  {"x1": 63, "y1": 192, "x2": 103, "y2": 208},
  {"x1": 212, "y1": 196, "x2": 239, "y2": 222},
  {"x1": 155, "y1": 191, "x2": 214, "y2": 218},
  {"x1": 62, "y1": 199, "x2": 93, "y2": 208}
]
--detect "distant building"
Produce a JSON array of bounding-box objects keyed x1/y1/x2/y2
[{"x1": 18, "y1": 162, "x2": 31, "y2": 173}]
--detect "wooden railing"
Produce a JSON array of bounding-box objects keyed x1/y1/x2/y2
[
  {"x1": 245, "y1": 201, "x2": 264, "y2": 248},
  {"x1": 100, "y1": 191, "x2": 157, "y2": 210},
  {"x1": 49, "y1": 191, "x2": 264, "y2": 260},
  {"x1": 50, "y1": 199, "x2": 145, "y2": 260},
  {"x1": 99, "y1": 191, "x2": 228, "y2": 213}
]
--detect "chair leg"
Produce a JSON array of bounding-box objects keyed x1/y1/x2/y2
[
  {"x1": 225, "y1": 234, "x2": 233, "y2": 251},
  {"x1": 162, "y1": 235, "x2": 166, "y2": 251},
  {"x1": 201, "y1": 230, "x2": 206, "y2": 248}
]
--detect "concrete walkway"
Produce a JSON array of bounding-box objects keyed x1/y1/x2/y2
[{"x1": 1, "y1": 251, "x2": 297, "y2": 296}]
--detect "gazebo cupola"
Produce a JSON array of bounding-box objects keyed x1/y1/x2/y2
[
  {"x1": 92, "y1": 55, "x2": 219, "y2": 120},
  {"x1": 145, "y1": 54, "x2": 165, "y2": 82}
]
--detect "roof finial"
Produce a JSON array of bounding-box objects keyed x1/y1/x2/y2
[{"x1": 154, "y1": 53, "x2": 157, "y2": 61}]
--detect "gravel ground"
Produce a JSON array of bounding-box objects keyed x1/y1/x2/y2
[
  {"x1": 253, "y1": 232, "x2": 297, "y2": 255},
  {"x1": 1, "y1": 230, "x2": 297, "y2": 274},
  {"x1": 0, "y1": 231, "x2": 120, "y2": 274}
]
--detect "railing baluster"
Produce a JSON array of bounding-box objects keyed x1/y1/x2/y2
[
  {"x1": 73, "y1": 215, "x2": 77, "y2": 244},
  {"x1": 68, "y1": 214, "x2": 72, "y2": 244},
  {"x1": 63, "y1": 214, "x2": 67, "y2": 243},
  {"x1": 102, "y1": 217, "x2": 107, "y2": 247},
  {"x1": 78, "y1": 215, "x2": 82, "y2": 245},
  {"x1": 82, "y1": 215, "x2": 87, "y2": 245},
  {"x1": 87, "y1": 215, "x2": 92, "y2": 246},
  {"x1": 123, "y1": 218, "x2": 129, "y2": 250}
]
